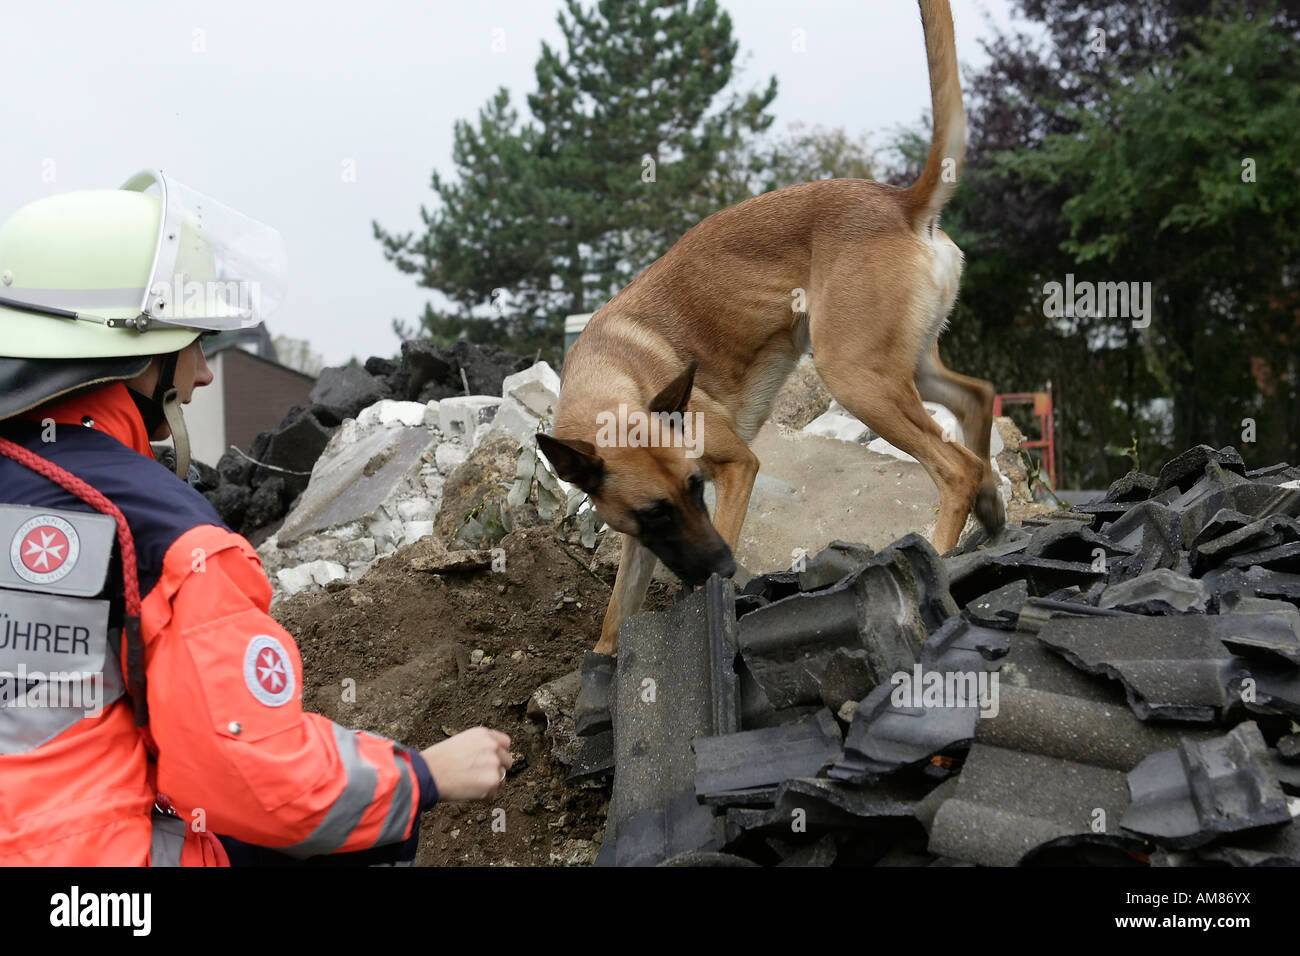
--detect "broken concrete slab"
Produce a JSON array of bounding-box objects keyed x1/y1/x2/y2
[
  {"x1": 408, "y1": 546, "x2": 494, "y2": 573},
  {"x1": 276, "y1": 559, "x2": 346, "y2": 596},
  {"x1": 500, "y1": 360, "x2": 560, "y2": 418},
  {"x1": 487, "y1": 396, "x2": 541, "y2": 447},
  {"x1": 275, "y1": 423, "x2": 438, "y2": 546},
  {"x1": 1121, "y1": 722, "x2": 1290, "y2": 849}
]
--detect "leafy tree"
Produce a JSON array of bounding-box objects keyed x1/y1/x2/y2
[{"x1": 888, "y1": 0, "x2": 1300, "y2": 485}]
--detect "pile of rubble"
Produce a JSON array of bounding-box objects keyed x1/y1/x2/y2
[
  {"x1": 248, "y1": 351, "x2": 561, "y2": 600},
  {"x1": 199, "y1": 339, "x2": 535, "y2": 538},
  {"x1": 569, "y1": 444, "x2": 1300, "y2": 866}
]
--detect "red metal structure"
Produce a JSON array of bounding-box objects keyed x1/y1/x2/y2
[{"x1": 993, "y1": 381, "x2": 1057, "y2": 489}]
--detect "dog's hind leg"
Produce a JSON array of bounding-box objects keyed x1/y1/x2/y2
[
  {"x1": 914, "y1": 342, "x2": 1005, "y2": 534},
  {"x1": 595, "y1": 534, "x2": 658, "y2": 654},
  {"x1": 814, "y1": 339, "x2": 984, "y2": 555}
]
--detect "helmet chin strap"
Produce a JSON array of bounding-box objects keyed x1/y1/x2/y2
[
  {"x1": 127, "y1": 349, "x2": 190, "y2": 479},
  {"x1": 162, "y1": 389, "x2": 190, "y2": 478}
]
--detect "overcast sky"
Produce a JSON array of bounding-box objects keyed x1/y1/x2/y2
[{"x1": 1, "y1": 0, "x2": 1024, "y2": 366}]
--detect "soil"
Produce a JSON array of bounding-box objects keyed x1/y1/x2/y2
[{"x1": 272, "y1": 527, "x2": 675, "y2": 866}]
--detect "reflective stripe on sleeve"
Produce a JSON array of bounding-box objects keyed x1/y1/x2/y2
[
  {"x1": 278, "y1": 722, "x2": 377, "y2": 859},
  {"x1": 373, "y1": 742, "x2": 415, "y2": 848}
]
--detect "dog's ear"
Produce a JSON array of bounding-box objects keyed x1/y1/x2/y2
[
  {"x1": 648, "y1": 360, "x2": 697, "y2": 416},
  {"x1": 536, "y1": 434, "x2": 605, "y2": 490}
]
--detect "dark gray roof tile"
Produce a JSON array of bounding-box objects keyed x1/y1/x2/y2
[
  {"x1": 927, "y1": 744, "x2": 1139, "y2": 866},
  {"x1": 1121, "y1": 722, "x2": 1290, "y2": 849}
]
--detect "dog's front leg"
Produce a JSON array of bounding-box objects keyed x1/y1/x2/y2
[
  {"x1": 706, "y1": 430, "x2": 760, "y2": 554},
  {"x1": 595, "y1": 533, "x2": 659, "y2": 654}
]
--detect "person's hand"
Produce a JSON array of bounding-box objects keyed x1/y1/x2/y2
[{"x1": 419, "y1": 727, "x2": 512, "y2": 802}]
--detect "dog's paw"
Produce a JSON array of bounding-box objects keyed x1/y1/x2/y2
[{"x1": 974, "y1": 484, "x2": 1006, "y2": 535}]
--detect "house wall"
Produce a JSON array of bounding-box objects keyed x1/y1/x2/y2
[
  {"x1": 220, "y1": 349, "x2": 315, "y2": 455},
  {"x1": 184, "y1": 351, "x2": 227, "y2": 466}
]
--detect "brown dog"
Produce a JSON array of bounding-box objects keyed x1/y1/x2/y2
[{"x1": 538, "y1": 0, "x2": 1003, "y2": 655}]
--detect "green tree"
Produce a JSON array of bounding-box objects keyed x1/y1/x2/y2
[{"x1": 376, "y1": 0, "x2": 776, "y2": 362}]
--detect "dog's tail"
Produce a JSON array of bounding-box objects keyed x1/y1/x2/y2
[{"x1": 904, "y1": 0, "x2": 966, "y2": 230}]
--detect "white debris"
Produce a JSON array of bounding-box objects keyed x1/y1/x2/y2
[
  {"x1": 803, "y1": 401, "x2": 871, "y2": 444},
  {"x1": 867, "y1": 403, "x2": 968, "y2": 463},
  {"x1": 404, "y1": 520, "x2": 434, "y2": 544},
  {"x1": 490, "y1": 396, "x2": 542, "y2": 447},
  {"x1": 439, "y1": 396, "x2": 502, "y2": 446},
  {"x1": 277, "y1": 560, "x2": 346, "y2": 596},
  {"x1": 501, "y1": 361, "x2": 561, "y2": 418},
  {"x1": 435, "y1": 442, "x2": 468, "y2": 474},
  {"x1": 378, "y1": 400, "x2": 429, "y2": 428},
  {"x1": 423, "y1": 400, "x2": 441, "y2": 429},
  {"x1": 397, "y1": 497, "x2": 435, "y2": 522}
]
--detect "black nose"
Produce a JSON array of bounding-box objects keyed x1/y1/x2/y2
[{"x1": 716, "y1": 555, "x2": 737, "y2": 579}]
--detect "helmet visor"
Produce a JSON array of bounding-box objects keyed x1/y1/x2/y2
[{"x1": 122, "y1": 170, "x2": 287, "y2": 331}]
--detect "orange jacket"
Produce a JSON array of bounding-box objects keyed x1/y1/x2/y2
[{"x1": 0, "y1": 384, "x2": 436, "y2": 865}]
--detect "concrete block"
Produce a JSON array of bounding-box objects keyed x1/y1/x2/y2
[
  {"x1": 490, "y1": 396, "x2": 542, "y2": 447},
  {"x1": 501, "y1": 361, "x2": 561, "y2": 418},
  {"x1": 438, "y1": 396, "x2": 501, "y2": 444}
]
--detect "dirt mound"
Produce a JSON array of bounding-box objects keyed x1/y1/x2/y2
[{"x1": 272, "y1": 526, "x2": 674, "y2": 865}]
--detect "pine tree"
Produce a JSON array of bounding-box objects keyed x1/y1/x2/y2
[{"x1": 375, "y1": 0, "x2": 776, "y2": 360}]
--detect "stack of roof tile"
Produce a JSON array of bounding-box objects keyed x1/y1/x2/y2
[{"x1": 571, "y1": 445, "x2": 1300, "y2": 866}]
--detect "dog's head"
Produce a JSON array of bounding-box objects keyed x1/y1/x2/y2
[{"x1": 537, "y1": 361, "x2": 736, "y2": 585}]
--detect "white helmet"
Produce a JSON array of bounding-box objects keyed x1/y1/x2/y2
[{"x1": 0, "y1": 170, "x2": 287, "y2": 476}]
